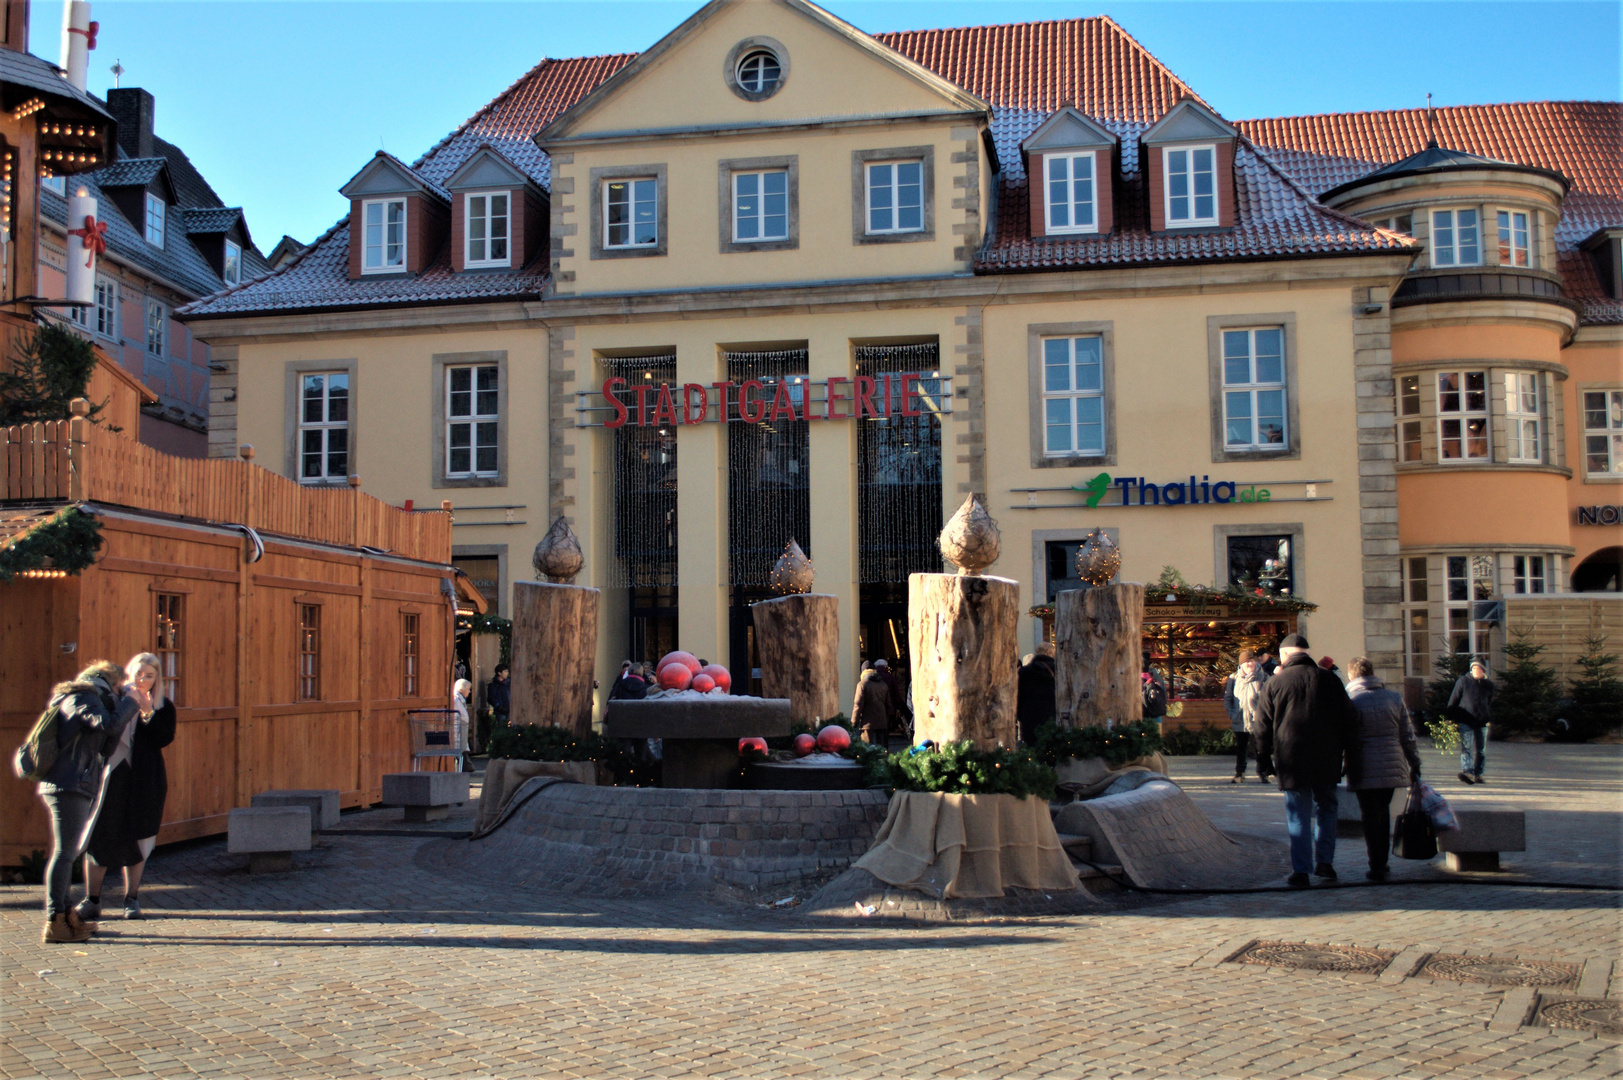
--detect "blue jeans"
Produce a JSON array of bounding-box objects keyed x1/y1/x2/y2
[
  {"x1": 1458, "y1": 724, "x2": 1487, "y2": 777},
  {"x1": 1283, "y1": 783, "x2": 1338, "y2": 875}
]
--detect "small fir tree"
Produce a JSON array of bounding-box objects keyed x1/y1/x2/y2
[
  {"x1": 1568, "y1": 633, "x2": 1623, "y2": 740},
  {"x1": 0, "y1": 322, "x2": 112, "y2": 428},
  {"x1": 1491, "y1": 629, "x2": 1561, "y2": 737}
]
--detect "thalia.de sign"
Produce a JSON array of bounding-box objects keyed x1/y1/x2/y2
[{"x1": 1073, "y1": 471, "x2": 1272, "y2": 508}]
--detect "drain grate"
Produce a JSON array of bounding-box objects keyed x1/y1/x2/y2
[
  {"x1": 1534, "y1": 997, "x2": 1623, "y2": 1038},
  {"x1": 1226, "y1": 940, "x2": 1394, "y2": 974},
  {"x1": 1418, "y1": 954, "x2": 1579, "y2": 988}
]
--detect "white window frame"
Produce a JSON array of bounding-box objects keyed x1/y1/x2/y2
[
  {"x1": 1512, "y1": 554, "x2": 1547, "y2": 595},
  {"x1": 1220, "y1": 326, "x2": 1288, "y2": 452},
  {"x1": 603, "y1": 177, "x2": 658, "y2": 249},
  {"x1": 1445, "y1": 554, "x2": 1495, "y2": 660},
  {"x1": 222, "y1": 239, "x2": 242, "y2": 286},
  {"x1": 1497, "y1": 209, "x2": 1531, "y2": 267},
  {"x1": 93, "y1": 275, "x2": 117, "y2": 340},
  {"x1": 1162, "y1": 144, "x2": 1218, "y2": 227},
  {"x1": 1505, "y1": 371, "x2": 1541, "y2": 463},
  {"x1": 361, "y1": 197, "x2": 406, "y2": 273},
  {"x1": 463, "y1": 191, "x2": 510, "y2": 268},
  {"x1": 143, "y1": 192, "x2": 165, "y2": 247},
  {"x1": 1398, "y1": 373, "x2": 1423, "y2": 462},
  {"x1": 1431, "y1": 208, "x2": 1480, "y2": 267},
  {"x1": 297, "y1": 372, "x2": 350, "y2": 484},
  {"x1": 145, "y1": 298, "x2": 166, "y2": 357},
  {"x1": 865, "y1": 160, "x2": 924, "y2": 235},
  {"x1": 41, "y1": 175, "x2": 65, "y2": 197},
  {"x1": 1402, "y1": 555, "x2": 1431, "y2": 677},
  {"x1": 445, "y1": 364, "x2": 500, "y2": 479},
  {"x1": 735, "y1": 50, "x2": 781, "y2": 95},
  {"x1": 1437, "y1": 370, "x2": 1489, "y2": 461},
  {"x1": 1043, "y1": 151, "x2": 1098, "y2": 235},
  {"x1": 1041, "y1": 335, "x2": 1106, "y2": 457},
  {"x1": 1583, "y1": 389, "x2": 1623, "y2": 477},
  {"x1": 732, "y1": 169, "x2": 789, "y2": 243}
]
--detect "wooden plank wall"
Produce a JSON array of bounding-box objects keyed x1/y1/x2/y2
[
  {"x1": 1504, "y1": 596, "x2": 1623, "y2": 683},
  {"x1": 0, "y1": 512, "x2": 457, "y2": 864}
]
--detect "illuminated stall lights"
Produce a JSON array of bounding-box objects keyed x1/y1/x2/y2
[
  {"x1": 11, "y1": 98, "x2": 45, "y2": 119},
  {"x1": 20, "y1": 568, "x2": 70, "y2": 579}
]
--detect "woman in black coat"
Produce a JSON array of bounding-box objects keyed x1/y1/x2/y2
[{"x1": 80, "y1": 652, "x2": 174, "y2": 922}]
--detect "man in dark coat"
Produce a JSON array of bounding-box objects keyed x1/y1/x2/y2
[
  {"x1": 1446, "y1": 660, "x2": 1494, "y2": 785},
  {"x1": 1255, "y1": 633, "x2": 1358, "y2": 888},
  {"x1": 1016, "y1": 649, "x2": 1057, "y2": 745}
]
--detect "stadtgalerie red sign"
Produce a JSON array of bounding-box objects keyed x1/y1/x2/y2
[{"x1": 583, "y1": 372, "x2": 952, "y2": 428}]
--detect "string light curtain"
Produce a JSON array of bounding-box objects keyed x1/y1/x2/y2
[
  {"x1": 605, "y1": 355, "x2": 679, "y2": 587},
  {"x1": 727, "y1": 349, "x2": 810, "y2": 585},
  {"x1": 856, "y1": 343, "x2": 943, "y2": 583}
]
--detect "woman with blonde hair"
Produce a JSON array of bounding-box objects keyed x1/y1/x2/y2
[{"x1": 78, "y1": 653, "x2": 175, "y2": 923}]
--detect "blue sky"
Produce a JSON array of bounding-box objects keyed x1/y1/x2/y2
[{"x1": 32, "y1": 1, "x2": 1620, "y2": 251}]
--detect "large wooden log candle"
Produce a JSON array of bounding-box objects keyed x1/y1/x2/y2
[
  {"x1": 1054, "y1": 582, "x2": 1145, "y2": 728},
  {"x1": 753, "y1": 594, "x2": 840, "y2": 725},
  {"x1": 909, "y1": 497, "x2": 1019, "y2": 749},
  {"x1": 511, "y1": 518, "x2": 599, "y2": 736}
]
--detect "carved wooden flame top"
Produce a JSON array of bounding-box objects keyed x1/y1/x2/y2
[
  {"x1": 1076, "y1": 527, "x2": 1121, "y2": 586},
  {"x1": 532, "y1": 516, "x2": 585, "y2": 584},
  {"x1": 939, "y1": 495, "x2": 1000, "y2": 575},
  {"x1": 769, "y1": 538, "x2": 815, "y2": 594}
]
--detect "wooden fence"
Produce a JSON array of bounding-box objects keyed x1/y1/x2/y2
[{"x1": 4, "y1": 416, "x2": 452, "y2": 564}]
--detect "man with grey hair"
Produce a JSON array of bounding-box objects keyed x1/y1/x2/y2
[
  {"x1": 1256, "y1": 633, "x2": 1359, "y2": 888},
  {"x1": 1447, "y1": 660, "x2": 1494, "y2": 785}
]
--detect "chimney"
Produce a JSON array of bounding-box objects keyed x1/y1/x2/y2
[
  {"x1": 3, "y1": 0, "x2": 29, "y2": 54},
  {"x1": 107, "y1": 87, "x2": 155, "y2": 159}
]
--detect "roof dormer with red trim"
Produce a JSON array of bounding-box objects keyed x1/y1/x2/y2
[
  {"x1": 1141, "y1": 99, "x2": 1238, "y2": 232},
  {"x1": 1021, "y1": 107, "x2": 1119, "y2": 239},
  {"x1": 339, "y1": 152, "x2": 450, "y2": 279},
  {"x1": 443, "y1": 145, "x2": 549, "y2": 274}
]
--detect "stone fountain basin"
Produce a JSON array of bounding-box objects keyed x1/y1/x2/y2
[{"x1": 602, "y1": 697, "x2": 791, "y2": 788}]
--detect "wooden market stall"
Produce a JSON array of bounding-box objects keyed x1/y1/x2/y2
[{"x1": 1, "y1": 413, "x2": 480, "y2": 865}]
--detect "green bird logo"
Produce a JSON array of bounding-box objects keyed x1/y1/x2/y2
[{"x1": 1076, "y1": 471, "x2": 1112, "y2": 508}]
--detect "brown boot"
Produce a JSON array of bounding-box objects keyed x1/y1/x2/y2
[
  {"x1": 43, "y1": 913, "x2": 91, "y2": 944},
  {"x1": 65, "y1": 907, "x2": 98, "y2": 936}
]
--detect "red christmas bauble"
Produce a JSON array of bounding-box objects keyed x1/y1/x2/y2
[
  {"x1": 816, "y1": 725, "x2": 851, "y2": 753},
  {"x1": 691, "y1": 673, "x2": 716, "y2": 693},
  {"x1": 658, "y1": 663, "x2": 693, "y2": 691},
  {"x1": 738, "y1": 736, "x2": 769, "y2": 756},
  {"x1": 792, "y1": 733, "x2": 817, "y2": 757},
  {"x1": 699, "y1": 664, "x2": 732, "y2": 692},
  {"x1": 658, "y1": 651, "x2": 702, "y2": 674}
]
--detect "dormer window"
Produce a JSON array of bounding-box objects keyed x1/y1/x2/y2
[
  {"x1": 144, "y1": 192, "x2": 165, "y2": 246},
  {"x1": 1163, "y1": 145, "x2": 1217, "y2": 226},
  {"x1": 223, "y1": 239, "x2": 242, "y2": 285},
  {"x1": 363, "y1": 198, "x2": 406, "y2": 272},
  {"x1": 1045, "y1": 152, "x2": 1098, "y2": 234},
  {"x1": 464, "y1": 192, "x2": 509, "y2": 268}
]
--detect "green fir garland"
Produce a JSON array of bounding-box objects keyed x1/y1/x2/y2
[
  {"x1": 0, "y1": 506, "x2": 103, "y2": 581},
  {"x1": 1029, "y1": 719, "x2": 1165, "y2": 768}
]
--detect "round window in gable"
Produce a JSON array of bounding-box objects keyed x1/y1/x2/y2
[{"x1": 725, "y1": 38, "x2": 788, "y2": 101}]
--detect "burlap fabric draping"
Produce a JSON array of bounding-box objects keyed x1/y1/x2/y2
[
  {"x1": 474, "y1": 758, "x2": 596, "y2": 834},
  {"x1": 853, "y1": 791, "x2": 1080, "y2": 899}
]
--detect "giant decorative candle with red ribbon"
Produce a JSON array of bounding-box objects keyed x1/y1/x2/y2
[{"x1": 65, "y1": 191, "x2": 99, "y2": 305}]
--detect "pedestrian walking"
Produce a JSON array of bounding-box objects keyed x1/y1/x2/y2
[
  {"x1": 1447, "y1": 660, "x2": 1495, "y2": 785},
  {"x1": 31, "y1": 661, "x2": 146, "y2": 943},
  {"x1": 1140, "y1": 654, "x2": 1169, "y2": 723},
  {"x1": 1016, "y1": 647, "x2": 1057, "y2": 745},
  {"x1": 851, "y1": 664, "x2": 893, "y2": 744},
  {"x1": 1224, "y1": 649, "x2": 1267, "y2": 782},
  {"x1": 80, "y1": 654, "x2": 175, "y2": 923},
  {"x1": 1255, "y1": 633, "x2": 1358, "y2": 888},
  {"x1": 1318, "y1": 656, "x2": 1347, "y2": 684},
  {"x1": 485, "y1": 664, "x2": 511, "y2": 739},
  {"x1": 1344, "y1": 657, "x2": 1423, "y2": 881}
]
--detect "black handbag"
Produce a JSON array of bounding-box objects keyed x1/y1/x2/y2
[{"x1": 1392, "y1": 782, "x2": 1437, "y2": 860}]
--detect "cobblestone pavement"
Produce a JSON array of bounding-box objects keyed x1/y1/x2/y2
[{"x1": 3, "y1": 744, "x2": 1618, "y2": 1079}]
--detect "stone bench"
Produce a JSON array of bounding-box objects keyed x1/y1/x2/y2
[
  {"x1": 1438, "y1": 809, "x2": 1526, "y2": 872},
  {"x1": 227, "y1": 806, "x2": 311, "y2": 873},
  {"x1": 381, "y1": 772, "x2": 470, "y2": 823},
  {"x1": 250, "y1": 789, "x2": 340, "y2": 834}
]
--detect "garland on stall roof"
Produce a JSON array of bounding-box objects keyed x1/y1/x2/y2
[
  {"x1": 0, "y1": 506, "x2": 102, "y2": 581},
  {"x1": 1026, "y1": 567, "x2": 1319, "y2": 621}
]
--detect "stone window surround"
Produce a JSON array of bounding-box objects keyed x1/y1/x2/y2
[
  {"x1": 1025, "y1": 320, "x2": 1116, "y2": 469},
  {"x1": 1214, "y1": 522, "x2": 1306, "y2": 603},
  {"x1": 850, "y1": 146, "x2": 935, "y2": 246},
  {"x1": 1578, "y1": 381, "x2": 1623, "y2": 483},
  {"x1": 432, "y1": 350, "x2": 508, "y2": 489},
  {"x1": 1397, "y1": 547, "x2": 1576, "y2": 672},
  {"x1": 1392, "y1": 359, "x2": 1568, "y2": 470},
  {"x1": 717, "y1": 155, "x2": 799, "y2": 254},
  {"x1": 588, "y1": 163, "x2": 668, "y2": 260},
  {"x1": 1205, "y1": 312, "x2": 1300, "y2": 463},
  {"x1": 282, "y1": 358, "x2": 358, "y2": 486},
  {"x1": 452, "y1": 543, "x2": 509, "y2": 618},
  {"x1": 723, "y1": 36, "x2": 790, "y2": 102}
]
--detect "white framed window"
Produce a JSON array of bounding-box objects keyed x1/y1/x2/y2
[
  {"x1": 145, "y1": 298, "x2": 166, "y2": 357},
  {"x1": 1505, "y1": 372, "x2": 1541, "y2": 463},
  {"x1": 144, "y1": 192, "x2": 165, "y2": 247},
  {"x1": 1376, "y1": 213, "x2": 1413, "y2": 234},
  {"x1": 735, "y1": 49, "x2": 781, "y2": 95},
  {"x1": 446, "y1": 364, "x2": 499, "y2": 478},
  {"x1": 464, "y1": 192, "x2": 509, "y2": 267},
  {"x1": 1221, "y1": 327, "x2": 1287, "y2": 451},
  {"x1": 1497, "y1": 210, "x2": 1531, "y2": 267},
  {"x1": 1438, "y1": 371, "x2": 1488, "y2": 460},
  {"x1": 298, "y1": 373, "x2": 350, "y2": 483},
  {"x1": 1583, "y1": 389, "x2": 1623, "y2": 476},
  {"x1": 1044, "y1": 152, "x2": 1097, "y2": 234},
  {"x1": 1431, "y1": 208, "x2": 1479, "y2": 267},
  {"x1": 1445, "y1": 554, "x2": 1495, "y2": 659},
  {"x1": 866, "y1": 160, "x2": 923, "y2": 234},
  {"x1": 362, "y1": 198, "x2": 406, "y2": 272},
  {"x1": 604, "y1": 177, "x2": 657, "y2": 248},
  {"x1": 41, "y1": 175, "x2": 64, "y2": 197},
  {"x1": 1041, "y1": 336, "x2": 1105, "y2": 456},
  {"x1": 1163, "y1": 144, "x2": 1217, "y2": 226},
  {"x1": 1402, "y1": 556, "x2": 1431, "y2": 677},
  {"x1": 93, "y1": 276, "x2": 117, "y2": 339},
  {"x1": 1512, "y1": 555, "x2": 1547, "y2": 595},
  {"x1": 1398, "y1": 373, "x2": 1423, "y2": 462},
  {"x1": 733, "y1": 170, "x2": 788, "y2": 242},
  {"x1": 223, "y1": 239, "x2": 242, "y2": 285}
]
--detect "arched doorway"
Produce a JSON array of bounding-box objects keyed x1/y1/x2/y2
[{"x1": 1572, "y1": 547, "x2": 1623, "y2": 592}]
